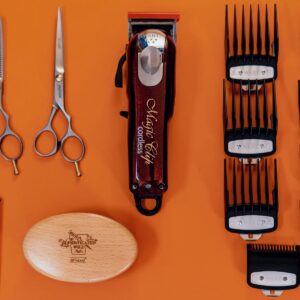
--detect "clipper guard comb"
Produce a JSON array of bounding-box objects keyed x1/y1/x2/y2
[
  {"x1": 224, "y1": 158, "x2": 278, "y2": 240},
  {"x1": 223, "y1": 80, "x2": 277, "y2": 159},
  {"x1": 225, "y1": 4, "x2": 279, "y2": 85},
  {"x1": 115, "y1": 13, "x2": 179, "y2": 216},
  {"x1": 247, "y1": 244, "x2": 300, "y2": 296}
]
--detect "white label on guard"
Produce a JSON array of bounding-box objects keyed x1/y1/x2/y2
[
  {"x1": 251, "y1": 271, "x2": 297, "y2": 287},
  {"x1": 229, "y1": 215, "x2": 274, "y2": 231},
  {"x1": 230, "y1": 65, "x2": 274, "y2": 80},
  {"x1": 228, "y1": 139, "x2": 273, "y2": 155}
]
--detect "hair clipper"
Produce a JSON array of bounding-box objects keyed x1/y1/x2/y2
[{"x1": 115, "y1": 13, "x2": 179, "y2": 216}]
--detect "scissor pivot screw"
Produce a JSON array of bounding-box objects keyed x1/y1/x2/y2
[{"x1": 56, "y1": 74, "x2": 63, "y2": 82}]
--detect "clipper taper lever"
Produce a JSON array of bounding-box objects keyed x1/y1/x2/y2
[{"x1": 115, "y1": 13, "x2": 179, "y2": 216}]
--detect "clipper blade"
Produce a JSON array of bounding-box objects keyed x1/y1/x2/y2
[
  {"x1": 247, "y1": 244, "x2": 300, "y2": 295},
  {"x1": 225, "y1": 4, "x2": 279, "y2": 84},
  {"x1": 223, "y1": 80, "x2": 277, "y2": 159},
  {"x1": 128, "y1": 12, "x2": 179, "y2": 42},
  {"x1": 224, "y1": 158, "x2": 278, "y2": 239}
]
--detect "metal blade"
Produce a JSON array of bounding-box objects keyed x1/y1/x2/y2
[
  {"x1": 0, "y1": 17, "x2": 4, "y2": 80},
  {"x1": 55, "y1": 8, "x2": 64, "y2": 74}
]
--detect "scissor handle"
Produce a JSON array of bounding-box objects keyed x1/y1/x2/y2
[
  {"x1": 34, "y1": 106, "x2": 59, "y2": 157},
  {"x1": 34, "y1": 125, "x2": 58, "y2": 157},
  {"x1": 60, "y1": 128, "x2": 85, "y2": 176},
  {"x1": 0, "y1": 128, "x2": 23, "y2": 175}
]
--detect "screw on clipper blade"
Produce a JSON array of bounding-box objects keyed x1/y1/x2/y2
[
  {"x1": 247, "y1": 244, "x2": 300, "y2": 296},
  {"x1": 223, "y1": 80, "x2": 277, "y2": 159},
  {"x1": 225, "y1": 4, "x2": 278, "y2": 85},
  {"x1": 224, "y1": 158, "x2": 278, "y2": 240},
  {"x1": 115, "y1": 13, "x2": 179, "y2": 216}
]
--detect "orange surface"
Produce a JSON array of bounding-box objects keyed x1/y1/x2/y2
[{"x1": 0, "y1": 0, "x2": 299, "y2": 299}]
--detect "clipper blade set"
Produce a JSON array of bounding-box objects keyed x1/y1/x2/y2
[
  {"x1": 223, "y1": 4, "x2": 279, "y2": 241},
  {"x1": 224, "y1": 4, "x2": 299, "y2": 297}
]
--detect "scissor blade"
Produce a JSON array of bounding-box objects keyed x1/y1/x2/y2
[
  {"x1": 0, "y1": 17, "x2": 4, "y2": 80},
  {"x1": 55, "y1": 8, "x2": 64, "y2": 73}
]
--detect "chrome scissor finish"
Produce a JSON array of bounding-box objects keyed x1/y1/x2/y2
[
  {"x1": 0, "y1": 17, "x2": 23, "y2": 175},
  {"x1": 34, "y1": 8, "x2": 85, "y2": 176}
]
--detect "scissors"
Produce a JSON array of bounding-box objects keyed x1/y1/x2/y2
[
  {"x1": 34, "y1": 8, "x2": 85, "y2": 176},
  {"x1": 0, "y1": 17, "x2": 23, "y2": 175}
]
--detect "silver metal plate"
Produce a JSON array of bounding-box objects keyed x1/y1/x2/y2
[
  {"x1": 229, "y1": 215, "x2": 275, "y2": 231},
  {"x1": 230, "y1": 65, "x2": 274, "y2": 81},
  {"x1": 228, "y1": 139, "x2": 273, "y2": 155},
  {"x1": 251, "y1": 271, "x2": 296, "y2": 287}
]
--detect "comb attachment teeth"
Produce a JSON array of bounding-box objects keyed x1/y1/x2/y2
[
  {"x1": 224, "y1": 158, "x2": 278, "y2": 239},
  {"x1": 225, "y1": 4, "x2": 279, "y2": 84},
  {"x1": 224, "y1": 80, "x2": 277, "y2": 159},
  {"x1": 247, "y1": 244, "x2": 300, "y2": 295}
]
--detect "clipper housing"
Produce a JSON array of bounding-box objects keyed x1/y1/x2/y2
[
  {"x1": 223, "y1": 80, "x2": 277, "y2": 159},
  {"x1": 224, "y1": 158, "x2": 278, "y2": 240},
  {"x1": 115, "y1": 13, "x2": 179, "y2": 216},
  {"x1": 225, "y1": 4, "x2": 278, "y2": 85},
  {"x1": 247, "y1": 244, "x2": 300, "y2": 296}
]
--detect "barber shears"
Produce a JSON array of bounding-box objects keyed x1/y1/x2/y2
[{"x1": 34, "y1": 8, "x2": 85, "y2": 176}]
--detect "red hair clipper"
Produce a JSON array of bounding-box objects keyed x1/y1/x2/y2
[{"x1": 115, "y1": 13, "x2": 179, "y2": 216}]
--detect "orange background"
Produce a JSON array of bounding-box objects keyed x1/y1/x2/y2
[{"x1": 0, "y1": 0, "x2": 299, "y2": 299}]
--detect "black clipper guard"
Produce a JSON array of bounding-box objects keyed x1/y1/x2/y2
[
  {"x1": 247, "y1": 244, "x2": 300, "y2": 296},
  {"x1": 225, "y1": 4, "x2": 279, "y2": 85},
  {"x1": 223, "y1": 80, "x2": 277, "y2": 159},
  {"x1": 115, "y1": 13, "x2": 179, "y2": 216},
  {"x1": 224, "y1": 158, "x2": 278, "y2": 240}
]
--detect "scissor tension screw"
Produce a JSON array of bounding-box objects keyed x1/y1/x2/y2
[{"x1": 56, "y1": 74, "x2": 63, "y2": 82}]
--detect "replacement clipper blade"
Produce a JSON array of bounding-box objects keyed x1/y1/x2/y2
[
  {"x1": 225, "y1": 4, "x2": 279, "y2": 84},
  {"x1": 223, "y1": 80, "x2": 277, "y2": 159},
  {"x1": 224, "y1": 158, "x2": 278, "y2": 240},
  {"x1": 247, "y1": 244, "x2": 300, "y2": 296}
]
